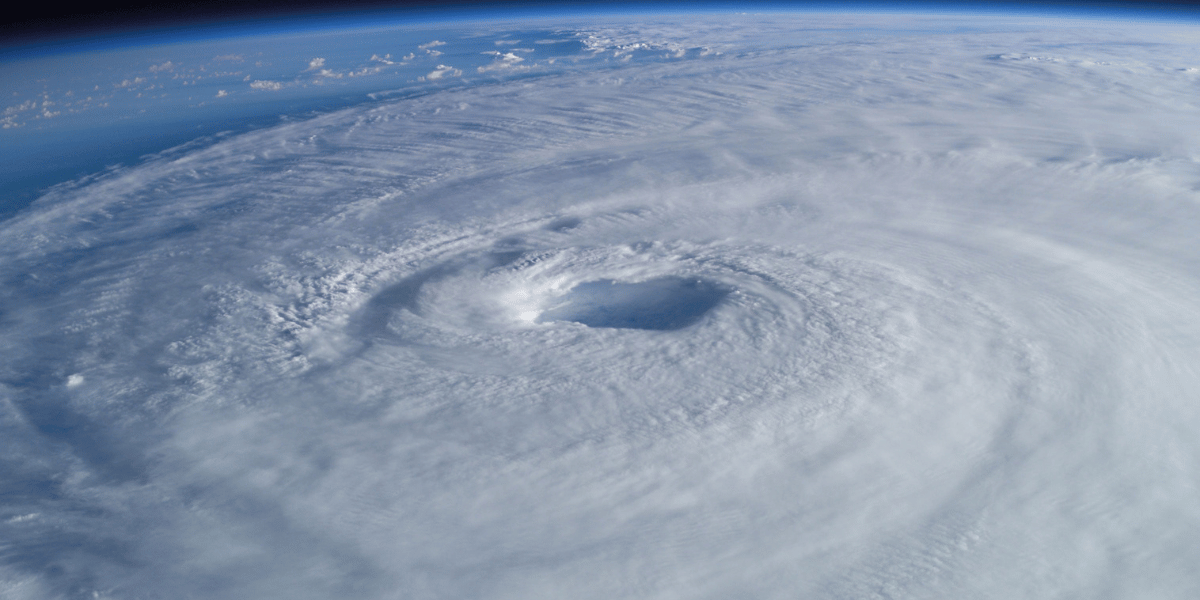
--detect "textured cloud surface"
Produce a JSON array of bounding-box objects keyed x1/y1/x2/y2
[{"x1": 3, "y1": 14, "x2": 1200, "y2": 599}]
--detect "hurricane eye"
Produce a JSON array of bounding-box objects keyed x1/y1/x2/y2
[{"x1": 537, "y1": 277, "x2": 729, "y2": 331}]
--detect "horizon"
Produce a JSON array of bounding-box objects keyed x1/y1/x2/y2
[{"x1": 6, "y1": 0, "x2": 1200, "y2": 55}]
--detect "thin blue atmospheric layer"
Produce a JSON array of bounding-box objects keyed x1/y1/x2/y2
[{"x1": 538, "y1": 277, "x2": 730, "y2": 331}]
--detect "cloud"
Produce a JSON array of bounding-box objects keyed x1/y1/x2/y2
[
  {"x1": 477, "y1": 51, "x2": 527, "y2": 73},
  {"x1": 148, "y1": 61, "x2": 175, "y2": 72},
  {"x1": 215, "y1": 90, "x2": 229, "y2": 98},
  {"x1": 419, "y1": 64, "x2": 462, "y2": 81},
  {"x1": 349, "y1": 66, "x2": 385, "y2": 77},
  {"x1": 305, "y1": 57, "x2": 326, "y2": 71},
  {"x1": 419, "y1": 40, "x2": 446, "y2": 57},
  {"x1": 4, "y1": 14, "x2": 1200, "y2": 600},
  {"x1": 3, "y1": 99, "x2": 36, "y2": 115},
  {"x1": 249, "y1": 80, "x2": 284, "y2": 91}
]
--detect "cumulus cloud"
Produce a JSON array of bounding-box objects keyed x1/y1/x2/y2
[
  {"x1": 148, "y1": 61, "x2": 174, "y2": 72},
  {"x1": 249, "y1": 80, "x2": 284, "y2": 91},
  {"x1": 419, "y1": 64, "x2": 462, "y2": 81},
  {"x1": 418, "y1": 40, "x2": 446, "y2": 57},
  {"x1": 305, "y1": 57, "x2": 326, "y2": 70},
  {"x1": 477, "y1": 51, "x2": 527, "y2": 73}
]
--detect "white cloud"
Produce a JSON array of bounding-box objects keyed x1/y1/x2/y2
[
  {"x1": 419, "y1": 64, "x2": 462, "y2": 81},
  {"x1": 148, "y1": 61, "x2": 175, "y2": 72},
  {"x1": 215, "y1": 90, "x2": 229, "y2": 98},
  {"x1": 6, "y1": 15, "x2": 1200, "y2": 600},
  {"x1": 305, "y1": 57, "x2": 326, "y2": 71},
  {"x1": 250, "y1": 80, "x2": 284, "y2": 91},
  {"x1": 348, "y1": 66, "x2": 385, "y2": 77},
  {"x1": 3, "y1": 99, "x2": 35, "y2": 115},
  {"x1": 477, "y1": 51, "x2": 527, "y2": 73},
  {"x1": 419, "y1": 40, "x2": 446, "y2": 57}
]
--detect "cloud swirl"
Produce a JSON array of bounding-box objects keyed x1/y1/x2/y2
[{"x1": 3, "y1": 14, "x2": 1200, "y2": 599}]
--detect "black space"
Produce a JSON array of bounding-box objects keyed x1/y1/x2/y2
[
  {"x1": 3, "y1": 0, "x2": 1200, "y2": 50},
  {"x1": 1, "y1": 1, "x2": 527, "y2": 47}
]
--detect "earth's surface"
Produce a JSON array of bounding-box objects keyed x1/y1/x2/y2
[{"x1": 3, "y1": 9, "x2": 1200, "y2": 599}]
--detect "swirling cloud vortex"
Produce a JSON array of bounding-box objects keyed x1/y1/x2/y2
[{"x1": 3, "y1": 15, "x2": 1200, "y2": 600}]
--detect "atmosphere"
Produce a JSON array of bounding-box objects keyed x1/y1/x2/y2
[{"x1": 3, "y1": 5, "x2": 1200, "y2": 600}]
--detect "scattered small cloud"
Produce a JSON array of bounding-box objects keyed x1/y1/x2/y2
[
  {"x1": 215, "y1": 90, "x2": 229, "y2": 98},
  {"x1": 477, "y1": 51, "x2": 527, "y2": 73},
  {"x1": 306, "y1": 57, "x2": 326, "y2": 71},
  {"x1": 116, "y1": 77, "x2": 146, "y2": 88},
  {"x1": 419, "y1": 40, "x2": 446, "y2": 57},
  {"x1": 370, "y1": 54, "x2": 395, "y2": 65},
  {"x1": 250, "y1": 80, "x2": 284, "y2": 91},
  {"x1": 214, "y1": 54, "x2": 243, "y2": 61},
  {"x1": 67, "y1": 374, "x2": 84, "y2": 388},
  {"x1": 4, "y1": 99, "x2": 35, "y2": 115},
  {"x1": 148, "y1": 61, "x2": 175, "y2": 72},
  {"x1": 402, "y1": 53, "x2": 416, "y2": 61},
  {"x1": 419, "y1": 64, "x2": 462, "y2": 81},
  {"x1": 349, "y1": 66, "x2": 385, "y2": 77}
]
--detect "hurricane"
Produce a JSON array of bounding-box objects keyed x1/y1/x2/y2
[{"x1": 2, "y1": 11, "x2": 1200, "y2": 599}]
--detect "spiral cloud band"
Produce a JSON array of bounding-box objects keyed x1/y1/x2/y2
[{"x1": 2, "y1": 14, "x2": 1200, "y2": 599}]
